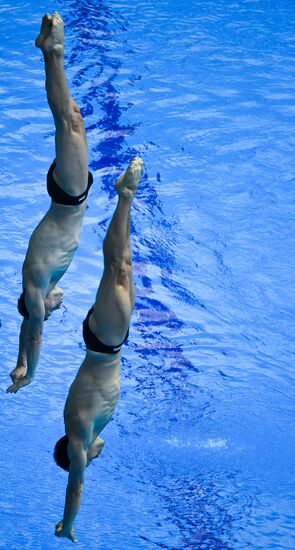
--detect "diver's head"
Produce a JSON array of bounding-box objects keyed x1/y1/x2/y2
[
  {"x1": 54, "y1": 434, "x2": 105, "y2": 471},
  {"x1": 53, "y1": 435, "x2": 70, "y2": 472}
]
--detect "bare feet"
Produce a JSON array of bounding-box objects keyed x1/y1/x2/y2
[
  {"x1": 115, "y1": 157, "x2": 143, "y2": 199},
  {"x1": 44, "y1": 286, "x2": 64, "y2": 319},
  {"x1": 35, "y1": 11, "x2": 64, "y2": 55},
  {"x1": 10, "y1": 365, "x2": 27, "y2": 383}
]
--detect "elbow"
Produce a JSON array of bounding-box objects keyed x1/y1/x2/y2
[
  {"x1": 27, "y1": 334, "x2": 42, "y2": 346},
  {"x1": 67, "y1": 482, "x2": 83, "y2": 497}
]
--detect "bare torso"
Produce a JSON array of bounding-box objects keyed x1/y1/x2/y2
[
  {"x1": 22, "y1": 200, "x2": 86, "y2": 293},
  {"x1": 64, "y1": 351, "x2": 121, "y2": 446}
]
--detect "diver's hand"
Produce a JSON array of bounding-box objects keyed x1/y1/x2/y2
[
  {"x1": 55, "y1": 521, "x2": 77, "y2": 543},
  {"x1": 6, "y1": 375, "x2": 32, "y2": 394},
  {"x1": 9, "y1": 365, "x2": 27, "y2": 384}
]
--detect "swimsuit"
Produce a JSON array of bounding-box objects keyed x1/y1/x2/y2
[
  {"x1": 82, "y1": 308, "x2": 129, "y2": 354},
  {"x1": 47, "y1": 161, "x2": 93, "y2": 205}
]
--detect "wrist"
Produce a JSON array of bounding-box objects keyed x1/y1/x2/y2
[{"x1": 62, "y1": 521, "x2": 72, "y2": 533}]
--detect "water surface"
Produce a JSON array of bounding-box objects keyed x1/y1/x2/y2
[{"x1": 0, "y1": 1, "x2": 295, "y2": 548}]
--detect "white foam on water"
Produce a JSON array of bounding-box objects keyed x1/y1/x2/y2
[{"x1": 165, "y1": 437, "x2": 228, "y2": 450}]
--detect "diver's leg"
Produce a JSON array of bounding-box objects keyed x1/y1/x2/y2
[
  {"x1": 90, "y1": 158, "x2": 143, "y2": 345},
  {"x1": 36, "y1": 12, "x2": 88, "y2": 195}
]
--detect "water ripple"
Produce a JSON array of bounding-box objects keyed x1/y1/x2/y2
[{"x1": 1, "y1": 0, "x2": 295, "y2": 548}]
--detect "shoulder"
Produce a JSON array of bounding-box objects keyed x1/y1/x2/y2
[
  {"x1": 23, "y1": 263, "x2": 49, "y2": 290},
  {"x1": 65, "y1": 413, "x2": 93, "y2": 453},
  {"x1": 67, "y1": 435, "x2": 85, "y2": 458},
  {"x1": 24, "y1": 284, "x2": 46, "y2": 319},
  {"x1": 66, "y1": 436, "x2": 87, "y2": 483}
]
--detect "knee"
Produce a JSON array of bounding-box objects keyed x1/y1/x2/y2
[
  {"x1": 108, "y1": 249, "x2": 132, "y2": 269},
  {"x1": 58, "y1": 101, "x2": 83, "y2": 133},
  {"x1": 109, "y1": 256, "x2": 132, "y2": 286},
  {"x1": 71, "y1": 99, "x2": 81, "y2": 114},
  {"x1": 70, "y1": 109, "x2": 84, "y2": 134}
]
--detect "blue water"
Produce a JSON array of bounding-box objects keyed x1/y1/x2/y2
[{"x1": 1, "y1": 0, "x2": 295, "y2": 548}]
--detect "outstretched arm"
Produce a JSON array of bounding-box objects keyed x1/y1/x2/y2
[
  {"x1": 9, "y1": 319, "x2": 29, "y2": 383},
  {"x1": 55, "y1": 439, "x2": 87, "y2": 543},
  {"x1": 25, "y1": 291, "x2": 45, "y2": 381},
  {"x1": 7, "y1": 286, "x2": 45, "y2": 393}
]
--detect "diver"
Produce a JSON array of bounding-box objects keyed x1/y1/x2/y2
[
  {"x1": 53, "y1": 157, "x2": 143, "y2": 542},
  {"x1": 7, "y1": 12, "x2": 93, "y2": 393}
]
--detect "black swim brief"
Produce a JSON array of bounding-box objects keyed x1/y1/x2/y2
[
  {"x1": 47, "y1": 161, "x2": 93, "y2": 206},
  {"x1": 82, "y1": 308, "x2": 129, "y2": 354}
]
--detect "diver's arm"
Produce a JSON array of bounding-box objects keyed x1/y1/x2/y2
[
  {"x1": 59, "y1": 439, "x2": 87, "y2": 537},
  {"x1": 16, "y1": 319, "x2": 29, "y2": 368},
  {"x1": 25, "y1": 286, "x2": 45, "y2": 381},
  {"x1": 6, "y1": 287, "x2": 44, "y2": 393}
]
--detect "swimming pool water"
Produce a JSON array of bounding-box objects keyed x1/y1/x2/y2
[{"x1": 1, "y1": 0, "x2": 295, "y2": 548}]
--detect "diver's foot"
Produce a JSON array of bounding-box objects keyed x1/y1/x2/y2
[
  {"x1": 35, "y1": 12, "x2": 64, "y2": 55},
  {"x1": 10, "y1": 365, "x2": 27, "y2": 383},
  {"x1": 45, "y1": 286, "x2": 64, "y2": 319},
  {"x1": 115, "y1": 157, "x2": 143, "y2": 199}
]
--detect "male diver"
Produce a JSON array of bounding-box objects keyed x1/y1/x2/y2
[
  {"x1": 54, "y1": 157, "x2": 143, "y2": 543},
  {"x1": 7, "y1": 12, "x2": 93, "y2": 393}
]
